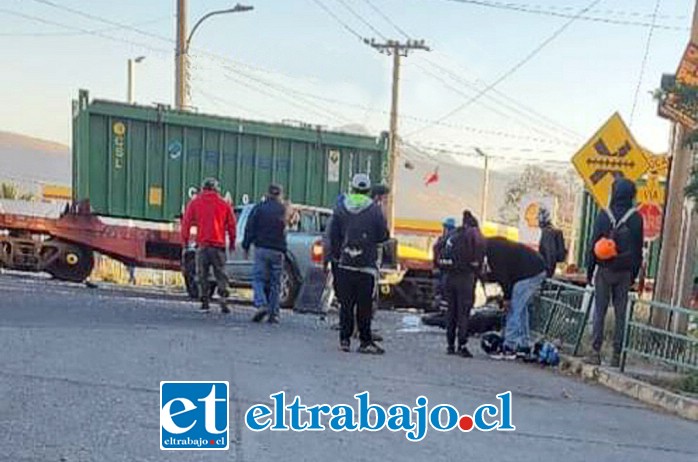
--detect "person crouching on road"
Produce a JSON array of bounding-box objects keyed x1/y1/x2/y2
[
  {"x1": 181, "y1": 178, "x2": 236, "y2": 313},
  {"x1": 585, "y1": 178, "x2": 643, "y2": 367},
  {"x1": 484, "y1": 237, "x2": 547, "y2": 360},
  {"x1": 243, "y1": 184, "x2": 288, "y2": 324},
  {"x1": 329, "y1": 173, "x2": 390, "y2": 354},
  {"x1": 437, "y1": 211, "x2": 485, "y2": 357}
]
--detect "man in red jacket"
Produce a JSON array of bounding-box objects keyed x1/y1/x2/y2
[{"x1": 181, "y1": 178, "x2": 237, "y2": 313}]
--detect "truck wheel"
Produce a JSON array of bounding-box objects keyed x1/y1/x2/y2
[
  {"x1": 279, "y1": 259, "x2": 300, "y2": 309},
  {"x1": 46, "y1": 243, "x2": 94, "y2": 283}
]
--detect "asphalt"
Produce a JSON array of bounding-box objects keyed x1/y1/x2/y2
[{"x1": 0, "y1": 272, "x2": 697, "y2": 462}]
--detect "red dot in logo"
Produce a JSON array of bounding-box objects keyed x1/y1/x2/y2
[
  {"x1": 210, "y1": 440, "x2": 215, "y2": 445},
  {"x1": 459, "y1": 415, "x2": 474, "y2": 432}
]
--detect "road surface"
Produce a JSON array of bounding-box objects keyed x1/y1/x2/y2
[{"x1": 0, "y1": 273, "x2": 696, "y2": 461}]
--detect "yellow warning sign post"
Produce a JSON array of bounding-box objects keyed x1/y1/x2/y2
[{"x1": 572, "y1": 113, "x2": 650, "y2": 208}]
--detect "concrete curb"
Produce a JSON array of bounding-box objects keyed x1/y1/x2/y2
[{"x1": 559, "y1": 355, "x2": 698, "y2": 421}]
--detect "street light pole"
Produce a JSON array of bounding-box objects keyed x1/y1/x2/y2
[
  {"x1": 127, "y1": 56, "x2": 145, "y2": 104},
  {"x1": 475, "y1": 148, "x2": 490, "y2": 224},
  {"x1": 175, "y1": 1, "x2": 254, "y2": 110}
]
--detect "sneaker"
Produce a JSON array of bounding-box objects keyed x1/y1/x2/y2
[
  {"x1": 219, "y1": 299, "x2": 231, "y2": 314},
  {"x1": 200, "y1": 300, "x2": 210, "y2": 311},
  {"x1": 516, "y1": 346, "x2": 535, "y2": 362},
  {"x1": 501, "y1": 346, "x2": 517, "y2": 361},
  {"x1": 268, "y1": 314, "x2": 280, "y2": 324},
  {"x1": 251, "y1": 308, "x2": 269, "y2": 323},
  {"x1": 447, "y1": 345, "x2": 456, "y2": 355},
  {"x1": 358, "y1": 342, "x2": 385, "y2": 355},
  {"x1": 458, "y1": 346, "x2": 473, "y2": 358},
  {"x1": 584, "y1": 352, "x2": 602, "y2": 366},
  {"x1": 339, "y1": 340, "x2": 351, "y2": 352},
  {"x1": 610, "y1": 352, "x2": 621, "y2": 368}
]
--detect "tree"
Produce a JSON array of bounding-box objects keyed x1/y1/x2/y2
[
  {"x1": 498, "y1": 166, "x2": 581, "y2": 234},
  {"x1": 0, "y1": 182, "x2": 35, "y2": 201}
]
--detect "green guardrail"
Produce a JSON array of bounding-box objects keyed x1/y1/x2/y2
[
  {"x1": 531, "y1": 279, "x2": 593, "y2": 356},
  {"x1": 621, "y1": 298, "x2": 698, "y2": 373}
]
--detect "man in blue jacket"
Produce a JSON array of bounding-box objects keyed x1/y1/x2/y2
[
  {"x1": 586, "y1": 178, "x2": 644, "y2": 367},
  {"x1": 329, "y1": 174, "x2": 390, "y2": 354},
  {"x1": 243, "y1": 184, "x2": 288, "y2": 324}
]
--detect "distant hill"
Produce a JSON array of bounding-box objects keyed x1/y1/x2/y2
[
  {"x1": 396, "y1": 145, "x2": 515, "y2": 222},
  {"x1": 0, "y1": 131, "x2": 70, "y2": 186}
]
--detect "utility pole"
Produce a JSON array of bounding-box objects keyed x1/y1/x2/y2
[
  {"x1": 475, "y1": 148, "x2": 490, "y2": 223},
  {"x1": 127, "y1": 56, "x2": 145, "y2": 104},
  {"x1": 175, "y1": 2, "x2": 253, "y2": 111},
  {"x1": 175, "y1": 0, "x2": 188, "y2": 110},
  {"x1": 653, "y1": 1, "x2": 698, "y2": 326},
  {"x1": 366, "y1": 38, "x2": 430, "y2": 233}
]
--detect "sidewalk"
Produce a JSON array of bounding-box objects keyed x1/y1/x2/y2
[{"x1": 560, "y1": 355, "x2": 698, "y2": 421}]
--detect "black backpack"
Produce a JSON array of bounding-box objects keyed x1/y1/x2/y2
[
  {"x1": 438, "y1": 228, "x2": 475, "y2": 272},
  {"x1": 339, "y1": 206, "x2": 379, "y2": 269}
]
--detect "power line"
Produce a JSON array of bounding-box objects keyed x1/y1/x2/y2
[
  {"x1": 334, "y1": 0, "x2": 387, "y2": 40},
  {"x1": 421, "y1": 56, "x2": 582, "y2": 139},
  {"x1": 407, "y1": 0, "x2": 603, "y2": 137},
  {"x1": 630, "y1": 0, "x2": 662, "y2": 127},
  {"x1": 0, "y1": 15, "x2": 172, "y2": 37},
  {"x1": 439, "y1": 0, "x2": 687, "y2": 31},
  {"x1": 361, "y1": 0, "x2": 411, "y2": 39},
  {"x1": 309, "y1": 0, "x2": 365, "y2": 41}
]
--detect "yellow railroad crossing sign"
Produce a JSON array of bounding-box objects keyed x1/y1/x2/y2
[{"x1": 572, "y1": 113, "x2": 649, "y2": 208}]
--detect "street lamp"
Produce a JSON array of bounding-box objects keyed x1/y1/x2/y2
[
  {"x1": 475, "y1": 148, "x2": 490, "y2": 224},
  {"x1": 127, "y1": 56, "x2": 146, "y2": 104},
  {"x1": 175, "y1": 2, "x2": 254, "y2": 110}
]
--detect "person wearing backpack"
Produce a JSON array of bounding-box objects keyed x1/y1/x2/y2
[
  {"x1": 328, "y1": 173, "x2": 390, "y2": 354},
  {"x1": 538, "y1": 207, "x2": 567, "y2": 278},
  {"x1": 585, "y1": 178, "x2": 644, "y2": 367},
  {"x1": 437, "y1": 210, "x2": 486, "y2": 357}
]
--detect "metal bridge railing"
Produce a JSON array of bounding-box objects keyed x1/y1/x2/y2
[
  {"x1": 531, "y1": 279, "x2": 594, "y2": 356},
  {"x1": 621, "y1": 298, "x2": 698, "y2": 373}
]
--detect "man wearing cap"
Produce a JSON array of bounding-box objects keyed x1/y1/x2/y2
[
  {"x1": 328, "y1": 173, "x2": 390, "y2": 354},
  {"x1": 181, "y1": 178, "x2": 236, "y2": 313},
  {"x1": 432, "y1": 217, "x2": 457, "y2": 312},
  {"x1": 244, "y1": 184, "x2": 288, "y2": 324},
  {"x1": 538, "y1": 207, "x2": 567, "y2": 278}
]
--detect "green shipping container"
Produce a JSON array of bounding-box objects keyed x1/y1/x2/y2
[{"x1": 72, "y1": 90, "x2": 388, "y2": 222}]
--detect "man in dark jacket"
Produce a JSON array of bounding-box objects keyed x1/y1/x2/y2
[
  {"x1": 329, "y1": 173, "x2": 389, "y2": 354},
  {"x1": 585, "y1": 178, "x2": 643, "y2": 367},
  {"x1": 485, "y1": 237, "x2": 547, "y2": 359},
  {"x1": 181, "y1": 178, "x2": 237, "y2": 313},
  {"x1": 243, "y1": 184, "x2": 288, "y2": 324},
  {"x1": 438, "y1": 210, "x2": 486, "y2": 357},
  {"x1": 538, "y1": 207, "x2": 566, "y2": 277}
]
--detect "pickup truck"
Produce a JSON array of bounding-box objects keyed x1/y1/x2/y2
[{"x1": 181, "y1": 203, "x2": 328, "y2": 308}]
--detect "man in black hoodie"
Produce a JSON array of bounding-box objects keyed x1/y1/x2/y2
[
  {"x1": 585, "y1": 178, "x2": 643, "y2": 367},
  {"x1": 538, "y1": 207, "x2": 566, "y2": 278},
  {"x1": 243, "y1": 184, "x2": 288, "y2": 324},
  {"x1": 484, "y1": 237, "x2": 547, "y2": 359},
  {"x1": 329, "y1": 173, "x2": 390, "y2": 354}
]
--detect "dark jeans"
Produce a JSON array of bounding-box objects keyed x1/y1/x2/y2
[
  {"x1": 252, "y1": 247, "x2": 284, "y2": 316},
  {"x1": 444, "y1": 272, "x2": 476, "y2": 348},
  {"x1": 196, "y1": 246, "x2": 229, "y2": 302},
  {"x1": 336, "y1": 268, "x2": 375, "y2": 344},
  {"x1": 593, "y1": 267, "x2": 632, "y2": 354}
]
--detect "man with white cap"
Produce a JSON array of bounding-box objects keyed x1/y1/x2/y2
[{"x1": 328, "y1": 173, "x2": 390, "y2": 354}]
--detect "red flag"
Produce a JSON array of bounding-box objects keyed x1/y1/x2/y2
[{"x1": 424, "y1": 167, "x2": 439, "y2": 187}]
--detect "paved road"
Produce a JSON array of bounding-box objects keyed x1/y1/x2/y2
[{"x1": 0, "y1": 273, "x2": 696, "y2": 462}]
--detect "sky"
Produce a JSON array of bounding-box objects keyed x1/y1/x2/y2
[{"x1": 0, "y1": 0, "x2": 694, "y2": 170}]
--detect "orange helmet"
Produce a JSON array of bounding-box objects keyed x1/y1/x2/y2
[{"x1": 594, "y1": 238, "x2": 618, "y2": 261}]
